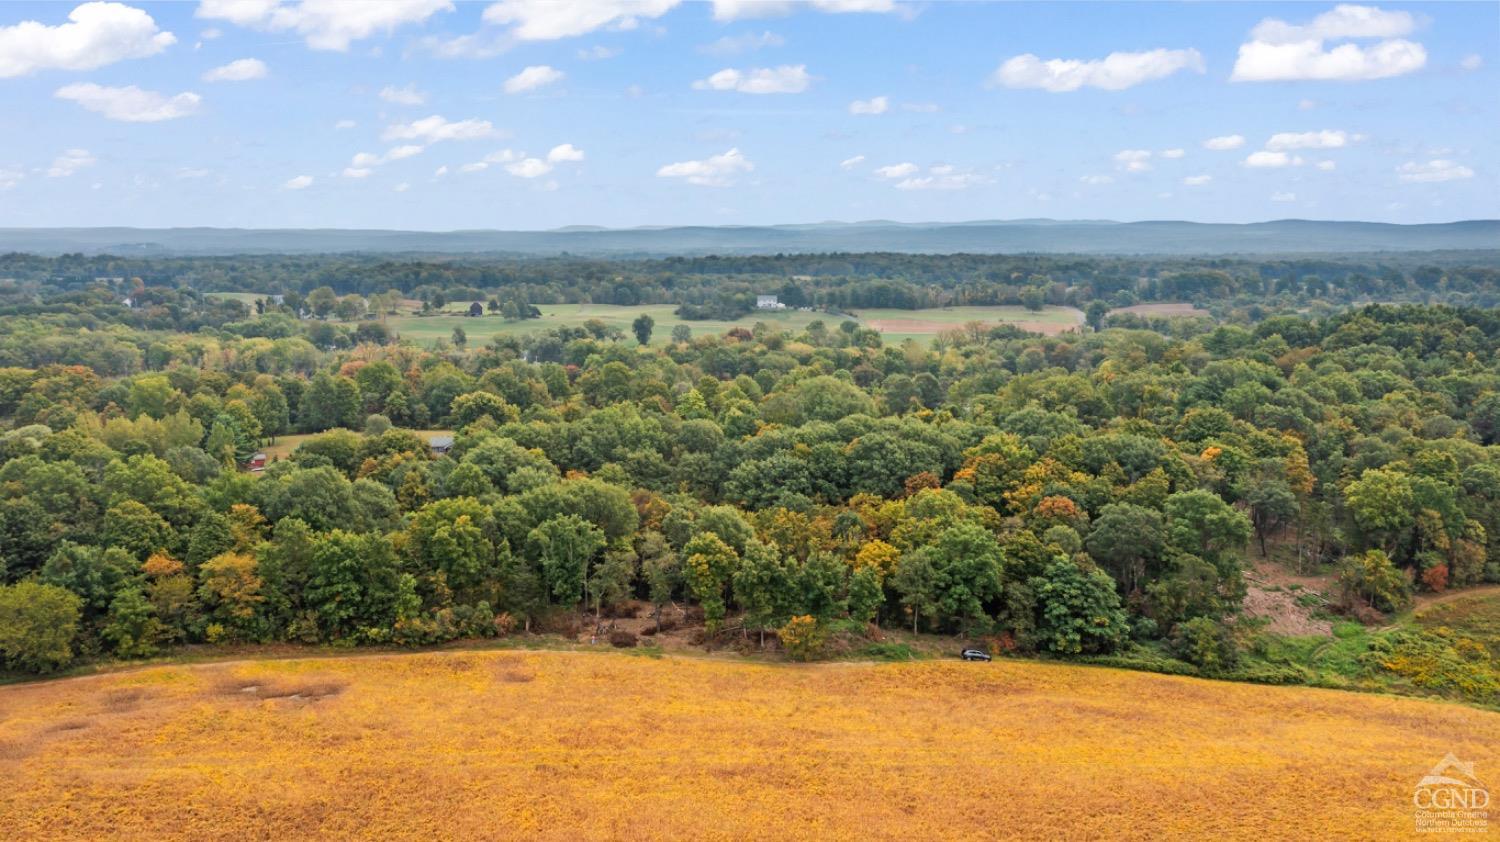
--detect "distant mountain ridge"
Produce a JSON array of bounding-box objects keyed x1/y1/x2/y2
[{"x1": 0, "y1": 219, "x2": 1495, "y2": 257}]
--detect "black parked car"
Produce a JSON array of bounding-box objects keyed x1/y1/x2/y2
[{"x1": 960, "y1": 648, "x2": 992, "y2": 662}]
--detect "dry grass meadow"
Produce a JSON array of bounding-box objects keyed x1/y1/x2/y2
[{"x1": 3, "y1": 650, "x2": 1496, "y2": 840}]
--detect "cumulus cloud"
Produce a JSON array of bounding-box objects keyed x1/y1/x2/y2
[
  {"x1": 55, "y1": 82, "x2": 201, "y2": 121},
  {"x1": 504, "y1": 64, "x2": 564, "y2": 93},
  {"x1": 0, "y1": 2, "x2": 176, "y2": 78},
  {"x1": 0, "y1": 168, "x2": 24, "y2": 190},
  {"x1": 380, "y1": 83, "x2": 427, "y2": 104},
  {"x1": 891, "y1": 164, "x2": 986, "y2": 191},
  {"x1": 394, "y1": 182, "x2": 410, "y2": 192},
  {"x1": 992, "y1": 47, "x2": 1204, "y2": 92},
  {"x1": 1159, "y1": 148, "x2": 1186, "y2": 159},
  {"x1": 481, "y1": 0, "x2": 678, "y2": 41},
  {"x1": 382, "y1": 115, "x2": 499, "y2": 143},
  {"x1": 48, "y1": 148, "x2": 97, "y2": 177},
  {"x1": 874, "y1": 162, "x2": 918, "y2": 179},
  {"x1": 710, "y1": 0, "x2": 898, "y2": 21},
  {"x1": 1264, "y1": 129, "x2": 1360, "y2": 150},
  {"x1": 1203, "y1": 134, "x2": 1246, "y2": 150},
  {"x1": 839, "y1": 154, "x2": 865, "y2": 170},
  {"x1": 282, "y1": 174, "x2": 313, "y2": 189},
  {"x1": 848, "y1": 95, "x2": 888, "y2": 115},
  {"x1": 656, "y1": 147, "x2": 754, "y2": 186},
  {"x1": 1231, "y1": 4, "x2": 1426, "y2": 82},
  {"x1": 343, "y1": 144, "x2": 426, "y2": 177},
  {"x1": 1460, "y1": 54, "x2": 1482, "y2": 72},
  {"x1": 203, "y1": 57, "x2": 267, "y2": 81},
  {"x1": 1183, "y1": 175, "x2": 1212, "y2": 186},
  {"x1": 698, "y1": 30, "x2": 783, "y2": 56},
  {"x1": 335, "y1": 118, "x2": 356, "y2": 129},
  {"x1": 1316, "y1": 160, "x2": 1337, "y2": 171},
  {"x1": 1244, "y1": 150, "x2": 1303, "y2": 168},
  {"x1": 505, "y1": 157, "x2": 552, "y2": 178},
  {"x1": 196, "y1": 0, "x2": 452, "y2": 51},
  {"x1": 546, "y1": 143, "x2": 584, "y2": 162},
  {"x1": 1397, "y1": 159, "x2": 1474, "y2": 183},
  {"x1": 693, "y1": 64, "x2": 810, "y2": 94},
  {"x1": 1114, "y1": 149, "x2": 1153, "y2": 172}
]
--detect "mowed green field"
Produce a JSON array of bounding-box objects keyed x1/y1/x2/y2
[
  {"x1": 205, "y1": 292, "x2": 266, "y2": 307},
  {"x1": 388, "y1": 303, "x2": 1084, "y2": 347},
  {"x1": 208, "y1": 293, "x2": 1087, "y2": 346}
]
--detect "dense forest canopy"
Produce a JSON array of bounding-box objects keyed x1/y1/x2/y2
[{"x1": 0, "y1": 250, "x2": 1497, "y2": 704}]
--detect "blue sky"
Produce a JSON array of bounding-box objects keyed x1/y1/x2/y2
[{"x1": 0, "y1": 1, "x2": 1495, "y2": 229}]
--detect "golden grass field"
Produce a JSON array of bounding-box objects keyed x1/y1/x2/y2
[{"x1": 3, "y1": 650, "x2": 1496, "y2": 840}]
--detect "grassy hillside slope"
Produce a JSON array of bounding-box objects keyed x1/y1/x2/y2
[{"x1": 3, "y1": 650, "x2": 1495, "y2": 839}]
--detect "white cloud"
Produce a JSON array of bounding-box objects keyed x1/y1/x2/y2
[
  {"x1": 197, "y1": 0, "x2": 453, "y2": 51},
  {"x1": 698, "y1": 30, "x2": 783, "y2": 56},
  {"x1": 345, "y1": 145, "x2": 426, "y2": 177},
  {"x1": 848, "y1": 95, "x2": 888, "y2": 115},
  {"x1": 874, "y1": 162, "x2": 918, "y2": 179},
  {"x1": 481, "y1": 0, "x2": 678, "y2": 41},
  {"x1": 839, "y1": 154, "x2": 865, "y2": 170},
  {"x1": 992, "y1": 47, "x2": 1204, "y2": 92},
  {"x1": 1316, "y1": 160, "x2": 1337, "y2": 171},
  {"x1": 48, "y1": 148, "x2": 97, "y2": 178},
  {"x1": 1114, "y1": 149, "x2": 1153, "y2": 172},
  {"x1": 893, "y1": 164, "x2": 986, "y2": 191},
  {"x1": 694, "y1": 64, "x2": 810, "y2": 94},
  {"x1": 1271, "y1": 191, "x2": 1297, "y2": 202},
  {"x1": 1183, "y1": 174, "x2": 1212, "y2": 186},
  {"x1": 0, "y1": 2, "x2": 177, "y2": 78},
  {"x1": 335, "y1": 118, "x2": 356, "y2": 129},
  {"x1": 383, "y1": 115, "x2": 499, "y2": 143},
  {"x1": 1079, "y1": 174, "x2": 1114, "y2": 185},
  {"x1": 1244, "y1": 150, "x2": 1303, "y2": 168},
  {"x1": 434, "y1": 165, "x2": 448, "y2": 176},
  {"x1": 283, "y1": 174, "x2": 313, "y2": 189},
  {"x1": 1265, "y1": 129, "x2": 1359, "y2": 150},
  {"x1": 710, "y1": 0, "x2": 898, "y2": 21},
  {"x1": 1397, "y1": 159, "x2": 1475, "y2": 183},
  {"x1": 393, "y1": 182, "x2": 410, "y2": 192},
  {"x1": 55, "y1": 82, "x2": 201, "y2": 122},
  {"x1": 379, "y1": 83, "x2": 426, "y2": 105},
  {"x1": 1298, "y1": 98, "x2": 1320, "y2": 110},
  {"x1": 656, "y1": 147, "x2": 754, "y2": 186},
  {"x1": 1460, "y1": 54, "x2": 1482, "y2": 72},
  {"x1": 546, "y1": 143, "x2": 584, "y2": 162},
  {"x1": 1, "y1": 168, "x2": 26, "y2": 190},
  {"x1": 504, "y1": 64, "x2": 564, "y2": 93},
  {"x1": 576, "y1": 45, "x2": 620, "y2": 60},
  {"x1": 506, "y1": 157, "x2": 552, "y2": 178},
  {"x1": 1231, "y1": 4, "x2": 1426, "y2": 82},
  {"x1": 1159, "y1": 148, "x2": 1185, "y2": 159},
  {"x1": 203, "y1": 57, "x2": 267, "y2": 81},
  {"x1": 1203, "y1": 134, "x2": 1246, "y2": 150}
]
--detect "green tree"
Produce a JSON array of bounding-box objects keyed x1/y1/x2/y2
[
  {"x1": 632, "y1": 313, "x2": 655, "y2": 346},
  {"x1": 0, "y1": 581, "x2": 84, "y2": 673},
  {"x1": 101, "y1": 587, "x2": 161, "y2": 658},
  {"x1": 1086, "y1": 503, "x2": 1166, "y2": 593},
  {"x1": 683, "y1": 531, "x2": 739, "y2": 633},
  {"x1": 1030, "y1": 559, "x2": 1128, "y2": 655},
  {"x1": 527, "y1": 514, "x2": 606, "y2": 607}
]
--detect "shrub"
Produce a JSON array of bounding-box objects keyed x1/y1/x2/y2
[{"x1": 778, "y1": 615, "x2": 825, "y2": 661}]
